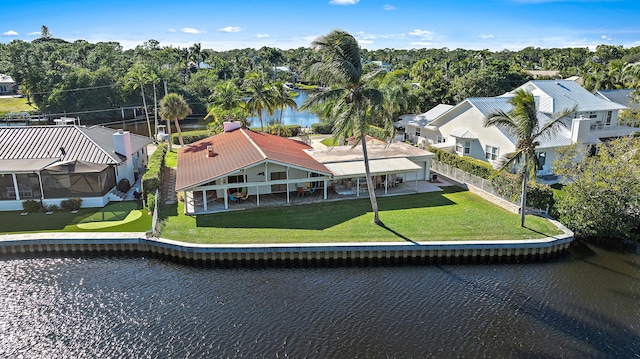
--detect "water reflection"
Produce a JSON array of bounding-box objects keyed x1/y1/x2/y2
[{"x1": 0, "y1": 242, "x2": 638, "y2": 358}]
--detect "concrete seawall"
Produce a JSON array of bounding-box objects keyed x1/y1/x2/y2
[{"x1": 0, "y1": 220, "x2": 574, "y2": 265}]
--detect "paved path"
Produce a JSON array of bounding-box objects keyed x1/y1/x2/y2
[{"x1": 161, "y1": 167, "x2": 177, "y2": 204}]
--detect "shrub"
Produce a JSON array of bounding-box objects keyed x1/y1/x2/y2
[
  {"x1": 46, "y1": 204, "x2": 59, "y2": 213},
  {"x1": 60, "y1": 197, "x2": 82, "y2": 211},
  {"x1": 172, "y1": 130, "x2": 210, "y2": 145},
  {"x1": 490, "y1": 173, "x2": 554, "y2": 210},
  {"x1": 366, "y1": 125, "x2": 390, "y2": 141},
  {"x1": 117, "y1": 178, "x2": 131, "y2": 193},
  {"x1": 311, "y1": 122, "x2": 333, "y2": 134},
  {"x1": 22, "y1": 199, "x2": 42, "y2": 213},
  {"x1": 429, "y1": 146, "x2": 495, "y2": 179},
  {"x1": 146, "y1": 193, "x2": 156, "y2": 212},
  {"x1": 142, "y1": 143, "x2": 168, "y2": 198}
]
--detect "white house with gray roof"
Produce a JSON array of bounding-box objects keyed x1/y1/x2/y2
[
  {"x1": 0, "y1": 125, "x2": 151, "y2": 211},
  {"x1": 0, "y1": 74, "x2": 15, "y2": 95},
  {"x1": 425, "y1": 80, "x2": 634, "y2": 181}
]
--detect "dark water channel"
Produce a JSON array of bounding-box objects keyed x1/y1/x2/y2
[{"x1": 0, "y1": 242, "x2": 638, "y2": 358}]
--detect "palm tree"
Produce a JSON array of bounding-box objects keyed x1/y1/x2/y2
[
  {"x1": 272, "y1": 81, "x2": 298, "y2": 136},
  {"x1": 124, "y1": 63, "x2": 153, "y2": 139},
  {"x1": 484, "y1": 89, "x2": 573, "y2": 227},
  {"x1": 205, "y1": 81, "x2": 247, "y2": 131},
  {"x1": 244, "y1": 73, "x2": 275, "y2": 131},
  {"x1": 301, "y1": 30, "x2": 387, "y2": 224},
  {"x1": 159, "y1": 93, "x2": 191, "y2": 151}
]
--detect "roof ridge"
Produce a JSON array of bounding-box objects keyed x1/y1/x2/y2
[
  {"x1": 76, "y1": 126, "x2": 121, "y2": 163},
  {"x1": 242, "y1": 129, "x2": 267, "y2": 160}
]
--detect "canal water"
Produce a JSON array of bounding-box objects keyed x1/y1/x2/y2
[{"x1": 1, "y1": 242, "x2": 638, "y2": 358}]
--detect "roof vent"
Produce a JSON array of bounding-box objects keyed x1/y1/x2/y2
[{"x1": 207, "y1": 145, "x2": 216, "y2": 158}]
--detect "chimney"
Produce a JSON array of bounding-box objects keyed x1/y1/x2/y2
[
  {"x1": 570, "y1": 115, "x2": 590, "y2": 143},
  {"x1": 207, "y1": 144, "x2": 215, "y2": 157},
  {"x1": 223, "y1": 121, "x2": 242, "y2": 132},
  {"x1": 112, "y1": 129, "x2": 135, "y2": 185}
]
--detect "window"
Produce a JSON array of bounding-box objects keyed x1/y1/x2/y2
[
  {"x1": 605, "y1": 111, "x2": 612, "y2": 126},
  {"x1": 587, "y1": 111, "x2": 597, "y2": 119},
  {"x1": 485, "y1": 145, "x2": 499, "y2": 161},
  {"x1": 457, "y1": 140, "x2": 471, "y2": 154},
  {"x1": 437, "y1": 135, "x2": 445, "y2": 143},
  {"x1": 415, "y1": 127, "x2": 421, "y2": 137},
  {"x1": 536, "y1": 151, "x2": 546, "y2": 170}
]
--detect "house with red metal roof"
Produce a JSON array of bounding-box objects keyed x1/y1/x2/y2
[{"x1": 175, "y1": 122, "x2": 435, "y2": 214}]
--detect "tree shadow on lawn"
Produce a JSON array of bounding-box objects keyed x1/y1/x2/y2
[{"x1": 194, "y1": 191, "x2": 457, "y2": 230}]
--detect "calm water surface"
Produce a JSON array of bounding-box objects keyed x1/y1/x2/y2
[{"x1": 1, "y1": 243, "x2": 638, "y2": 358}]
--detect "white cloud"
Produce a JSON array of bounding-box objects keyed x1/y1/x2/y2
[
  {"x1": 601, "y1": 35, "x2": 612, "y2": 41},
  {"x1": 168, "y1": 28, "x2": 176, "y2": 33},
  {"x1": 219, "y1": 26, "x2": 241, "y2": 33},
  {"x1": 383, "y1": 4, "x2": 396, "y2": 10},
  {"x1": 410, "y1": 41, "x2": 432, "y2": 47},
  {"x1": 182, "y1": 28, "x2": 206, "y2": 34},
  {"x1": 409, "y1": 29, "x2": 434, "y2": 38},
  {"x1": 329, "y1": 0, "x2": 359, "y2": 5},
  {"x1": 27, "y1": 31, "x2": 40, "y2": 36},
  {"x1": 3, "y1": 30, "x2": 19, "y2": 36},
  {"x1": 255, "y1": 33, "x2": 270, "y2": 38},
  {"x1": 480, "y1": 34, "x2": 494, "y2": 39},
  {"x1": 358, "y1": 39, "x2": 374, "y2": 44}
]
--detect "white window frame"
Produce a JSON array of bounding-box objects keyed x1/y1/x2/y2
[
  {"x1": 415, "y1": 127, "x2": 421, "y2": 137},
  {"x1": 485, "y1": 145, "x2": 499, "y2": 161},
  {"x1": 457, "y1": 140, "x2": 471, "y2": 154}
]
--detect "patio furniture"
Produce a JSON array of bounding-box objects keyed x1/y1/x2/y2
[
  {"x1": 297, "y1": 185, "x2": 305, "y2": 197},
  {"x1": 227, "y1": 189, "x2": 239, "y2": 203},
  {"x1": 240, "y1": 187, "x2": 249, "y2": 200}
]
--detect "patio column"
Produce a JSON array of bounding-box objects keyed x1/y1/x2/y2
[
  {"x1": 415, "y1": 172, "x2": 419, "y2": 192},
  {"x1": 356, "y1": 178, "x2": 360, "y2": 197},
  {"x1": 12, "y1": 173, "x2": 19, "y2": 201},
  {"x1": 203, "y1": 190, "x2": 208, "y2": 211},
  {"x1": 257, "y1": 189, "x2": 260, "y2": 207},
  {"x1": 385, "y1": 174, "x2": 388, "y2": 194},
  {"x1": 224, "y1": 190, "x2": 229, "y2": 209},
  {"x1": 36, "y1": 171, "x2": 45, "y2": 201},
  {"x1": 323, "y1": 179, "x2": 327, "y2": 199}
]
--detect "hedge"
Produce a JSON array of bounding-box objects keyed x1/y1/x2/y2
[
  {"x1": 172, "y1": 130, "x2": 210, "y2": 145},
  {"x1": 311, "y1": 122, "x2": 333, "y2": 134},
  {"x1": 429, "y1": 146, "x2": 495, "y2": 179},
  {"x1": 142, "y1": 143, "x2": 168, "y2": 199}
]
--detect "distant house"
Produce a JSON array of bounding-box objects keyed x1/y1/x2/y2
[
  {"x1": 0, "y1": 125, "x2": 152, "y2": 211},
  {"x1": 398, "y1": 104, "x2": 454, "y2": 144},
  {"x1": 425, "y1": 80, "x2": 632, "y2": 181},
  {"x1": 0, "y1": 74, "x2": 15, "y2": 95},
  {"x1": 371, "y1": 61, "x2": 393, "y2": 72},
  {"x1": 272, "y1": 66, "x2": 299, "y2": 82},
  {"x1": 175, "y1": 122, "x2": 434, "y2": 214}
]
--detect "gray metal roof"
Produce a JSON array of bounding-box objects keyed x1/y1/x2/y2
[
  {"x1": 0, "y1": 125, "x2": 151, "y2": 166},
  {"x1": 594, "y1": 89, "x2": 638, "y2": 109},
  {"x1": 0, "y1": 158, "x2": 60, "y2": 173},
  {"x1": 516, "y1": 80, "x2": 627, "y2": 113}
]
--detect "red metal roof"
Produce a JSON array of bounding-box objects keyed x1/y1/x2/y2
[{"x1": 175, "y1": 128, "x2": 331, "y2": 191}]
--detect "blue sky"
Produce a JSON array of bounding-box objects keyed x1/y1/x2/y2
[{"x1": 2, "y1": 0, "x2": 640, "y2": 51}]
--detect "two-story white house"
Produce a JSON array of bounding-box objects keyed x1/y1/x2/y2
[{"x1": 424, "y1": 80, "x2": 631, "y2": 180}]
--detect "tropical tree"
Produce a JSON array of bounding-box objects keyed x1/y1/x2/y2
[
  {"x1": 301, "y1": 30, "x2": 388, "y2": 224},
  {"x1": 124, "y1": 62, "x2": 153, "y2": 139},
  {"x1": 271, "y1": 81, "x2": 298, "y2": 136},
  {"x1": 244, "y1": 72, "x2": 274, "y2": 131},
  {"x1": 484, "y1": 89, "x2": 573, "y2": 227},
  {"x1": 159, "y1": 93, "x2": 191, "y2": 151},
  {"x1": 205, "y1": 81, "x2": 247, "y2": 131}
]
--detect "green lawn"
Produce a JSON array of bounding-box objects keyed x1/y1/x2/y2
[
  {"x1": 165, "y1": 149, "x2": 178, "y2": 168},
  {"x1": 0, "y1": 201, "x2": 151, "y2": 234},
  {"x1": 0, "y1": 97, "x2": 36, "y2": 116},
  {"x1": 159, "y1": 187, "x2": 563, "y2": 244}
]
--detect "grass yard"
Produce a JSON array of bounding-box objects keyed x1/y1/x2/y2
[
  {"x1": 0, "y1": 97, "x2": 36, "y2": 116},
  {"x1": 159, "y1": 187, "x2": 563, "y2": 244},
  {"x1": 0, "y1": 201, "x2": 151, "y2": 234},
  {"x1": 165, "y1": 149, "x2": 178, "y2": 168}
]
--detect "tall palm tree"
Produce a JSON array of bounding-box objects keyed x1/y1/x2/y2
[
  {"x1": 159, "y1": 93, "x2": 191, "y2": 151},
  {"x1": 301, "y1": 30, "x2": 387, "y2": 224},
  {"x1": 244, "y1": 73, "x2": 275, "y2": 131},
  {"x1": 484, "y1": 89, "x2": 573, "y2": 227},
  {"x1": 124, "y1": 63, "x2": 153, "y2": 139},
  {"x1": 272, "y1": 81, "x2": 298, "y2": 136},
  {"x1": 205, "y1": 81, "x2": 247, "y2": 130}
]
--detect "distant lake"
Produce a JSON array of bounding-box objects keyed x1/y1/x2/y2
[{"x1": 100, "y1": 90, "x2": 320, "y2": 136}]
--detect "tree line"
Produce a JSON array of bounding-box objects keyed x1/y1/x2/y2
[{"x1": 2, "y1": 32, "x2": 640, "y2": 126}]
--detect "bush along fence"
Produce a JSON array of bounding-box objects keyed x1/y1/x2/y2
[
  {"x1": 142, "y1": 143, "x2": 168, "y2": 212},
  {"x1": 429, "y1": 147, "x2": 554, "y2": 214}
]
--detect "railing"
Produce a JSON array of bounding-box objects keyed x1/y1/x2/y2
[{"x1": 431, "y1": 161, "x2": 508, "y2": 198}]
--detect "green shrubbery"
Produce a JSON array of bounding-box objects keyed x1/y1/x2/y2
[
  {"x1": 429, "y1": 146, "x2": 495, "y2": 179},
  {"x1": 142, "y1": 143, "x2": 168, "y2": 202},
  {"x1": 22, "y1": 200, "x2": 42, "y2": 213},
  {"x1": 311, "y1": 122, "x2": 333, "y2": 134},
  {"x1": 60, "y1": 197, "x2": 82, "y2": 211},
  {"x1": 171, "y1": 130, "x2": 210, "y2": 145}
]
